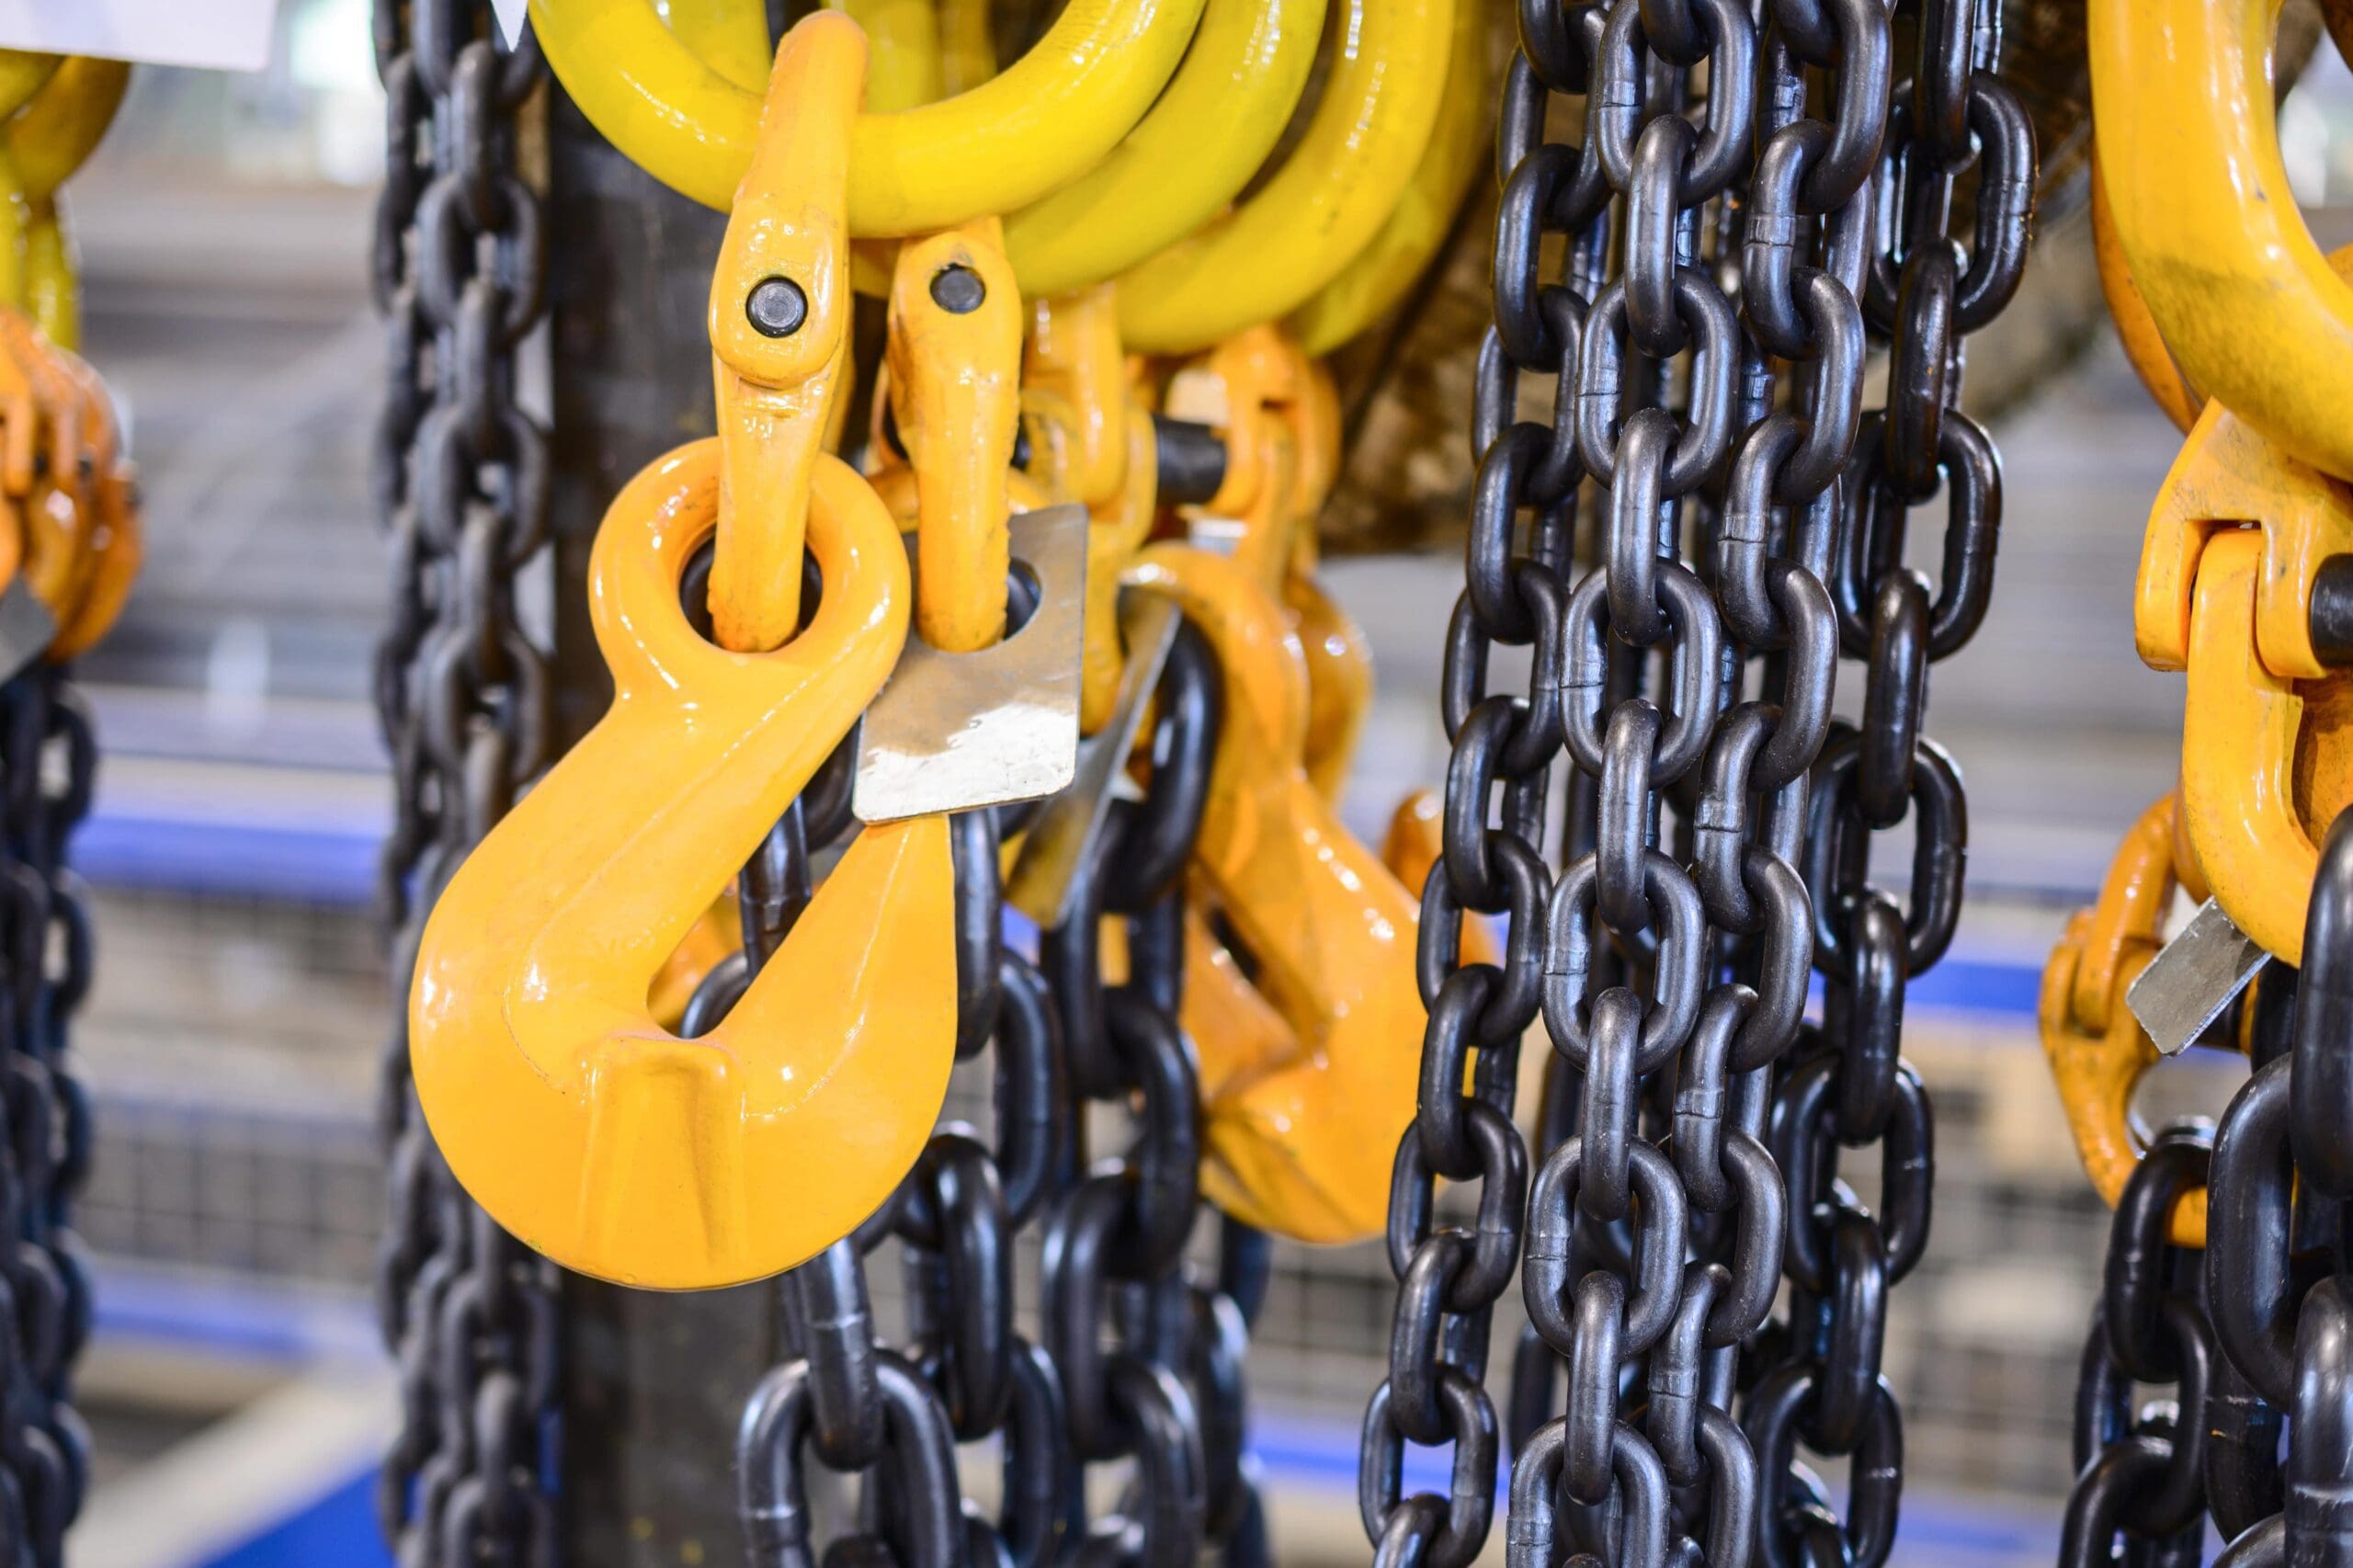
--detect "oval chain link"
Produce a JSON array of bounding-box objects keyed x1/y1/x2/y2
[
  {"x1": 371, "y1": 3, "x2": 561, "y2": 1563},
  {"x1": 1365, "y1": 1, "x2": 2034, "y2": 1565}
]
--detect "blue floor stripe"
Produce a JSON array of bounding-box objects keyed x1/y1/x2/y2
[
  {"x1": 74, "y1": 813, "x2": 380, "y2": 907},
  {"x1": 91, "y1": 1264, "x2": 381, "y2": 1365},
  {"x1": 189, "y1": 1442, "x2": 2057, "y2": 1568},
  {"x1": 73, "y1": 812, "x2": 2061, "y2": 1020},
  {"x1": 202, "y1": 1468, "x2": 391, "y2": 1568}
]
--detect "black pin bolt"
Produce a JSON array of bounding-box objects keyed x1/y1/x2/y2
[
  {"x1": 746, "y1": 276, "x2": 808, "y2": 338},
  {"x1": 2314, "y1": 553, "x2": 2353, "y2": 667},
  {"x1": 930, "y1": 263, "x2": 985, "y2": 315}
]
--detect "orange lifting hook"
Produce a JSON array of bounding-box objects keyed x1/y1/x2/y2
[
  {"x1": 2040, "y1": 795, "x2": 2221, "y2": 1248},
  {"x1": 1130, "y1": 541, "x2": 1424, "y2": 1244},
  {"x1": 408, "y1": 16, "x2": 956, "y2": 1290}
]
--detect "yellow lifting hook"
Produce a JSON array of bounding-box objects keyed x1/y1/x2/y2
[
  {"x1": 2134, "y1": 376, "x2": 2353, "y2": 967},
  {"x1": 408, "y1": 17, "x2": 956, "y2": 1290},
  {"x1": 2094, "y1": 0, "x2": 2353, "y2": 484}
]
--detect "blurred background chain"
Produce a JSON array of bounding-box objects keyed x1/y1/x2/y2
[
  {"x1": 0, "y1": 665, "x2": 100, "y2": 1568},
  {"x1": 369, "y1": 2, "x2": 561, "y2": 1562}
]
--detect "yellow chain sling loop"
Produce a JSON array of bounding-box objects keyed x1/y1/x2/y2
[
  {"x1": 9, "y1": 56, "x2": 130, "y2": 352},
  {"x1": 529, "y1": 0, "x2": 1207, "y2": 234},
  {"x1": 1114, "y1": 0, "x2": 1454, "y2": 353},
  {"x1": 999, "y1": 0, "x2": 1323, "y2": 298},
  {"x1": 2093, "y1": 0, "x2": 2353, "y2": 482},
  {"x1": 1288, "y1": 0, "x2": 1494, "y2": 356}
]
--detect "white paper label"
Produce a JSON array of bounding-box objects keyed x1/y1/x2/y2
[
  {"x1": 0, "y1": 0, "x2": 278, "y2": 74},
  {"x1": 491, "y1": 0, "x2": 529, "y2": 49}
]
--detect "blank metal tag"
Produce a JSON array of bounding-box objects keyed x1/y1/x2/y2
[
  {"x1": 2126, "y1": 896, "x2": 2272, "y2": 1057},
  {"x1": 852, "y1": 505, "x2": 1088, "y2": 824},
  {"x1": 1005, "y1": 592, "x2": 1180, "y2": 927},
  {"x1": 0, "y1": 581, "x2": 56, "y2": 686}
]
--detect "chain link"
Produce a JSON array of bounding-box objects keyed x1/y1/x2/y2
[
  {"x1": 1040, "y1": 620, "x2": 1270, "y2": 1568},
  {"x1": 1368, "y1": 2, "x2": 2034, "y2": 1564},
  {"x1": 2057, "y1": 1124, "x2": 2252, "y2": 1565},
  {"x1": 0, "y1": 665, "x2": 98, "y2": 1568},
  {"x1": 733, "y1": 740, "x2": 1028, "y2": 1568},
  {"x1": 371, "y1": 3, "x2": 560, "y2": 1562},
  {"x1": 1750, "y1": 2, "x2": 2029, "y2": 1551},
  {"x1": 733, "y1": 605, "x2": 1258, "y2": 1568},
  {"x1": 2098, "y1": 807, "x2": 2353, "y2": 1568}
]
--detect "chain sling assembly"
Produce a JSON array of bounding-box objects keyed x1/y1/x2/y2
[
  {"x1": 406, "y1": 16, "x2": 1083, "y2": 1293},
  {"x1": 2024, "y1": 2, "x2": 2353, "y2": 1559},
  {"x1": 1349, "y1": 2, "x2": 2032, "y2": 1567},
  {"x1": 370, "y1": 0, "x2": 1743, "y2": 1549}
]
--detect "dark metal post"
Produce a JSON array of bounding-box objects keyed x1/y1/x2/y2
[{"x1": 543, "y1": 80, "x2": 778, "y2": 1567}]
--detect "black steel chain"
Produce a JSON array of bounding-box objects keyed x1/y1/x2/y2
[
  {"x1": 2055, "y1": 1121, "x2": 2263, "y2": 1567},
  {"x1": 0, "y1": 663, "x2": 98, "y2": 1568},
  {"x1": 734, "y1": 604, "x2": 1254, "y2": 1568},
  {"x1": 733, "y1": 732, "x2": 1059, "y2": 1568},
  {"x1": 370, "y1": 3, "x2": 561, "y2": 1562},
  {"x1": 1757, "y1": 5, "x2": 2029, "y2": 1563},
  {"x1": 1040, "y1": 620, "x2": 1272, "y2": 1568},
  {"x1": 2177, "y1": 806, "x2": 2353, "y2": 1568},
  {"x1": 1366, "y1": 2, "x2": 2033, "y2": 1566}
]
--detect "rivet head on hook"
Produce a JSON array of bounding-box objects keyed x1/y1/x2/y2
[
  {"x1": 746, "y1": 276, "x2": 809, "y2": 338},
  {"x1": 929, "y1": 264, "x2": 985, "y2": 315}
]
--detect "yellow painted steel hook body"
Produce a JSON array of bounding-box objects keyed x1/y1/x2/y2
[
  {"x1": 529, "y1": 0, "x2": 1206, "y2": 235},
  {"x1": 409, "y1": 17, "x2": 956, "y2": 1289},
  {"x1": 44, "y1": 343, "x2": 139, "y2": 659},
  {"x1": 408, "y1": 443, "x2": 950, "y2": 1289},
  {"x1": 1165, "y1": 326, "x2": 1365, "y2": 788},
  {"x1": 2092, "y1": 0, "x2": 2353, "y2": 480},
  {"x1": 2135, "y1": 359, "x2": 2353, "y2": 967}
]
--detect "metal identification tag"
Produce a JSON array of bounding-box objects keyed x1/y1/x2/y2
[
  {"x1": 853, "y1": 504, "x2": 1088, "y2": 824},
  {"x1": 2126, "y1": 896, "x2": 2273, "y2": 1057},
  {"x1": 0, "y1": 580, "x2": 57, "y2": 687},
  {"x1": 1005, "y1": 591, "x2": 1180, "y2": 926}
]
